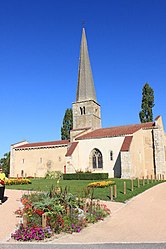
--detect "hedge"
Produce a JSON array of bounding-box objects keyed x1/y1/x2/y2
[{"x1": 63, "y1": 173, "x2": 108, "y2": 180}]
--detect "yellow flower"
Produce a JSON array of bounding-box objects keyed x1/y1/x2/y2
[{"x1": 87, "y1": 180, "x2": 115, "y2": 188}]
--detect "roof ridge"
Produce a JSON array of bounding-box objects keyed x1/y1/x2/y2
[
  {"x1": 26, "y1": 139, "x2": 69, "y2": 145},
  {"x1": 100, "y1": 122, "x2": 155, "y2": 130},
  {"x1": 15, "y1": 140, "x2": 70, "y2": 149}
]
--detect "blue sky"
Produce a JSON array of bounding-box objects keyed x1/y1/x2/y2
[{"x1": 0, "y1": 0, "x2": 166, "y2": 158}]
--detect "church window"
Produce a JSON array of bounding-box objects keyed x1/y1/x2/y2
[
  {"x1": 91, "y1": 149, "x2": 103, "y2": 169},
  {"x1": 80, "y1": 107, "x2": 83, "y2": 115},
  {"x1": 59, "y1": 156, "x2": 61, "y2": 162},
  {"x1": 110, "y1": 151, "x2": 113, "y2": 161},
  {"x1": 22, "y1": 159, "x2": 24, "y2": 164},
  {"x1": 40, "y1": 158, "x2": 42, "y2": 163}
]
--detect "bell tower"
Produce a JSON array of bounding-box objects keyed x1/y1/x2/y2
[{"x1": 71, "y1": 28, "x2": 101, "y2": 141}]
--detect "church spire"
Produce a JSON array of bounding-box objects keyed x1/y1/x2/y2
[
  {"x1": 71, "y1": 27, "x2": 101, "y2": 141},
  {"x1": 76, "y1": 28, "x2": 96, "y2": 102}
]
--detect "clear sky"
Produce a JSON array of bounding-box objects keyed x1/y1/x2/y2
[{"x1": 0, "y1": 0, "x2": 166, "y2": 158}]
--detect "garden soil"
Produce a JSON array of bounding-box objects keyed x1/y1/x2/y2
[{"x1": 1, "y1": 183, "x2": 166, "y2": 243}]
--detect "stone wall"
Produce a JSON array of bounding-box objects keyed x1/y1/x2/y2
[
  {"x1": 121, "y1": 151, "x2": 131, "y2": 179},
  {"x1": 72, "y1": 100, "x2": 101, "y2": 130},
  {"x1": 10, "y1": 144, "x2": 68, "y2": 177},
  {"x1": 153, "y1": 127, "x2": 166, "y2": 176}
]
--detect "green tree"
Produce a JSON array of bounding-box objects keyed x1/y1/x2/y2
[
  {"x1": 61, "y1": 108, "x2": 73, "y2": 140},
  {"x1": 139, "y1": 83, "x2": 155, "y2": 123},
  {"x1": 0, "y1": 152, "x2": 10, "y2": 176}
]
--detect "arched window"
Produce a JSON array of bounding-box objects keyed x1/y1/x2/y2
[
  {"x1": 80, "y1": 106, "x2": 86, "y2": 115},
  {"x1": 90, "y1": 149, "x2": 103, "y2": 169}
]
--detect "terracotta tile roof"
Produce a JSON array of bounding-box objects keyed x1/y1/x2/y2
[
  {"x1": 65, "y1": 142, "x2": 78, "y2": 157},
  {"x1": 121, "y1": 136, "x2": 133, "y2": 151},
  {"x1": 15, "y1": 140, "x2": 70, "y2": 149},
  {"x1": 76, "y1": 122, "x2": 155, "y2": 140}
]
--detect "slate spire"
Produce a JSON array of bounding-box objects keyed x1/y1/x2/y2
[{"x1": 76, "y1": 28, "x2": 97, "y2": 102}]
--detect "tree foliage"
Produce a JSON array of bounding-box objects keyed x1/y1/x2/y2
[
  {"x1": 61, "y1": 108, "x2": 73, "y2": 140},
  {"x1": 0, "y1": 152, "x2": 10, "y2": 176},
  {"x1": 139, "y1": 83, "x2": 155, "y2": 123}
]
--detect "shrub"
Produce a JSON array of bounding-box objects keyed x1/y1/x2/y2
[
  {"x1": 45, "y1": 171, "x2": 63, "y2": 180},
  {"x1": 63, "y1": 173, "x2": 108, "y2": 180}
]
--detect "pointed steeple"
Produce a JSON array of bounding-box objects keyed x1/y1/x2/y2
[
  {"x1": 76, "y1": 28, "x2": 96, "y2": 102},
  {"x1": 71, "y1": 27, "x2": 101, "y2": 141}
]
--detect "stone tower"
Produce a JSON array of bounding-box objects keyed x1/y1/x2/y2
[{"x1": 71, "y1": 28, "x2": 101, "y2": 141}]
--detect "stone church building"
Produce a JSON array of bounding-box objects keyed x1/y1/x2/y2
[{"x1": 10, "y1": 28, "x2": 166, "y2": 179}]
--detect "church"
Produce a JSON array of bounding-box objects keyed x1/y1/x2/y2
[{"x1": 10, "y1": 28, "x2": 166, "y2": 179}]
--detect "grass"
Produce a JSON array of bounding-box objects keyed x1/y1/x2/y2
[{"x1": 6, "y1": 178, "x2": 165, "y2": 203}]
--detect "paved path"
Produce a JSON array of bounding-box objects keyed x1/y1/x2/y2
[
  {"x1": 54, "y1": 182, "x2": 166, "y2": 244},
  {"x1": 0, "y1": 189, "x2": 28, "y2": 242},
  {"x1": 1, "y1": 183, "x2": 166, "y2": 243}
]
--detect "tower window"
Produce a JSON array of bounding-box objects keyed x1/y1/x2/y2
[{"x1": 80, "y1": 106, "x2": 86, "y2": 115}]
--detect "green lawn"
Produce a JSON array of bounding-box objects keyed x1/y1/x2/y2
[{"x1": 6, "y1": 178, "x2": 165, "y2": 202}]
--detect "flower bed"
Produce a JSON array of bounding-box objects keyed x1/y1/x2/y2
[
  {"x1": 0, "y1": 180, "x2": 5, "y2": 185},
  {"x1": 11, "y1": 225, "x2": 52, "y2": 241},
  {"x1": 12, "y1": 187, "x2": 111, "y2": 241},
  {"x1": 87, "y1": 180, "x2": 115, "y2": 188},
  {"x1": 5, "y1": 178, "x2": 31, "y2": 185}
]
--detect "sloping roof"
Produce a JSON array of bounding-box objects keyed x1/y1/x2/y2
[
  {"x1": 76, "y1": 122, "x2": 155, "y2": 140},
  {"x1": 15, "y1": 140, "x2": 70, "y2": 149},
  {"x1": 11, "y1": 140, "x2": 28, "y2": 146},
  {"x1": 65, "y1": 142, "x2": 78, "y2": 157},
  {"x1": 155, "y1": 115, "x2": 161, "y2": 121},
  {"x1": 120, "y1": 136, "x2": 133, "y2": 151}
]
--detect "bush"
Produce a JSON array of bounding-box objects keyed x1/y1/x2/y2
[
  {"x1": 63, "y1": 173, "x2": 108, "y2": 180},
  {"x1": 45, "y1": 171, "x2": 63, "y2": 180}
]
